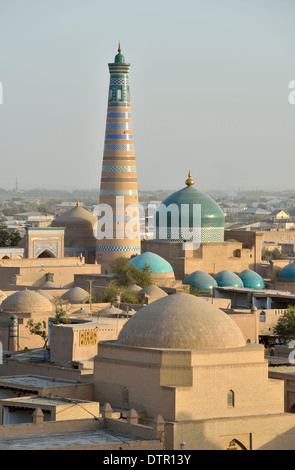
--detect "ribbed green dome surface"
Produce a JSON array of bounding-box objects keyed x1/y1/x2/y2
[
  {"x1": 278, "y1": 262, "x2": 295, "y2": 280},
  {"x1": 183, "y1": 270, "x2": 218, "y2": 292},
  {"x1": 155, "y1": 182, "x2": 225, "y2": 243},
  {"x1": 214, "y1": 270, "x2": 244, "y2": 288},
  {"x1": 130, "y1": 252, "x2": 173, "y2": 273},
  {"x1": 115, "y1": 52, "x2": 125, "y2": 63},
  {"x1": 239, "y1": 269, "x2": 265, "y2": 289}
]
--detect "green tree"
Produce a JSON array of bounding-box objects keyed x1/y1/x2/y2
[
  {"x1": 273, "y1": 307, "x2": 295, "y2": 344},
  {"x1": 97, "y1": 280, "x2": 142, "y2": 305},
  {"x1": 0, "y1": 223, "x2": 22, "y2": 247},
  {"x1": 26, "y1": 319, "x2": 48, "y2": 348},
  {"x1": 262, "y1": 247, "x2": 286, "y2": 261},
  {"x1": 51, "y1": 307, "x2": 70, "y2": 325},
  {"x1": 26, "y1": 307, "x2": 70, "y2": 348},
  {"x1": 98, "y1": 281, "x2": 121, "y2": 303},
  {"x1": 111, "y1": 257, "x2": 152, "y2": 288}
]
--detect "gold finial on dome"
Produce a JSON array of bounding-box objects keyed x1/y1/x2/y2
[
  {"x1": 185, "y1": 171, "x2": 195, "y2": 187},
  {"x1": 118, "y1": 41, "x2": 121, "y2": 53},
  {"x1": 76, "y1": 200, "x2": 80, "y2": 207}
]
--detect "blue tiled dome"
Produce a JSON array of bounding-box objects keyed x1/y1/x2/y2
[
  {"x1": 239, "y1": 269, "x2": 265, "y2": 289},
  {"x1": 183, "y1": 271, "x2": 217, "y2": 292},
  {"x1": 214, "y1": 270, "x2": 244, "y2": 288},
  {"x1": 129, "y1": 252, "x2": 173, "y2": 273},
  {"x1": 278, "y1": 262, "x2": 295, "y2": 280}
]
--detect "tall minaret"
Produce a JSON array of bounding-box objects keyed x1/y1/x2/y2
[{"x1": 96, "y1": 45, "x2": 141, "y2": 273}]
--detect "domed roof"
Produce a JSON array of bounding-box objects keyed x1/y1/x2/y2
[
  {"x1": 126, "y1": 284, "x2": 142, "y2": 293},
  {"x1": 114, "y1": 43, "x2": 125, "y2": 63},
  {"x1": 98, "y1": 305, "x2": 124, "y2": 315},
  {"x1": 71, "y1": 307, "x2": 92, "y2": 315},
  {"x1": 278, "y1": 262, "x2": 295, "y2": 280},
  {"x1": 183, "y1": 271, "x2": 218, "y2": 292},
  {"x1": 39, "y1": 280, "x2": 57, "y2": 289},
  {"x1": 139, "y1": 285, "x2": 168, "y2": 298},
  {"x1": 2, "y1": 289, "x2": 54, "y2": 313},
  {"x1": 117, "y1": 292, "x2": 246, "y2": 350},
  {"x1": 61, "y1": 287, "x2": 89, "y2": 304},
  {"x1": 214, "y1": 270, "x2": 244, "y2": 288},
  {"x1": 130, "y1": 252, "x2": 173, "y2": 273},
  {"x1": 51, "y1": 202, "x2": 97, "y2": 229},
  {"x1": 239, "y1": 270, "x2": 265, "y2": 289},
  {"x1": 0, "y1": 290, "x2": 7, "y2": 303},
  {"x1": 36, "y1": 289, "x2": 55, "y2": 301},
  {"x1": 155, "y1": 172, "x2": 224, "y2": 243}
]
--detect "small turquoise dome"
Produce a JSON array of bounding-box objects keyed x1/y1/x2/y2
[
  {"x1": 239, "y1": 270, "x2": 265, "y2": 289},
  {"x1": 278, "y1": 262, "x2": 295, "y2": 280},
  {"x1": 183, "y1": 271, "x2": 217, "y2": 292},
  {"x1": 115, "y1": 52, "x2": 125, "y2": 63},
  {"x1": 155, "y1": 172, "x2": 225, "y2": 243},
  {"x1": 114, "y1": 44, "x2": 125, "y2": 63},
  {"x1": 214, "y1": 270, "x2": 244, "y2": 288},
  {"x1": 129, "y1": 252, "x2": 173, "y2": 273}
]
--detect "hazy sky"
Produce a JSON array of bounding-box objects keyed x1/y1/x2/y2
[{"x1": 0, "y1": 0, "x2": 295, "y2": 193}]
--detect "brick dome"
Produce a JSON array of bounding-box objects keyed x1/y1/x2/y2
[
  {"x1": 117, "y1": 292, "x2": 245, "y2": 350},
  {"x1": 2, "y1": 289, "x2": 54, "y2": 313}
]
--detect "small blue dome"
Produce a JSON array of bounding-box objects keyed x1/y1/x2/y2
[
  {"x1": 278, "y1": 262, "x2": 295, "y2": 280},
  {"x1": 239, "y1": 269, "x2": 265, "y2": 289},
  {"x1": 214, "y1": 270, "x2": 244, "y2": 288},
  {"x1": 129, "y1": 252, "x2": 173, "y2": 274},
  {"x1": 183, "y1": 271, "x2": 217, "y2": 292},
  {"x1": 115, "y1": 52, "x2": 125, "y2": 63}
]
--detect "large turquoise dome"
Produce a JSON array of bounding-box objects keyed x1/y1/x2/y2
[
  {"x1": 183, "y1": 271, "x2": 217, "y2": 293},
  {"x1": 214, "y1": 270, "x2": 244, "y2": 288},
  {"x1": 278, "y1": 262, "x2": 295, "y2": 280},
  {"x1": 130, "y1": 252, "x2": 173, "y2": 273},
  {"x1": 155, "y1": 172, "x2": 225, "y2": 243},
  {"x1": 239, "y1": 269, "x2": 265, "y2": 289}
]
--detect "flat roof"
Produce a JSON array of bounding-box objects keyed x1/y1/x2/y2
[
  {"x1": 1, "y1": 396, "x2": 81, "y2": 407},
  {"x1": 0, "y1": 428, "x2": 144, "y2": 450},
  {"x1": 215, "y1": 286, "x2": 295, "y2": 299},
  {"x1": 0, "y1": 375, "x2": 83, "y2": 390}
]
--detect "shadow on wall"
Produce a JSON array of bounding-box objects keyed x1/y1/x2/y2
[{"x1": 165, "y1": 416, "x2": 250, "y2": 450}]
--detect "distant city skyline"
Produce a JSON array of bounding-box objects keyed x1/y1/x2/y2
[{"x1": 0, "y1": 0, "x2": 295, "y2": 192}]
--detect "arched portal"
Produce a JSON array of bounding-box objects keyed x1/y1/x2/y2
[
  {"x1": 227, "y1": 439, "x2": 247, "y2": 450},
  {"x1": 37, "y1": 250, "x2": 55, "y2": 259}
]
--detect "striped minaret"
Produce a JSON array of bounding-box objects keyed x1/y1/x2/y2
[{"x1": 96, "y1": 45, "x2": 141, "y2": 273}]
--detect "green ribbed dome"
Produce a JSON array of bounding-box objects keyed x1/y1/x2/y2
[
  {"x1": 183, "y1": 270, "x2": 218, "y2": 292},
  {"x1": 155, "y1": 172, "x2": 225, "y2": 243},
  {"x1": 115, "y1": 52, "x2": 125, "y2": 63},
  {"x1": 114, "y1": 43, "x2": 125, "y2": 63}
]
